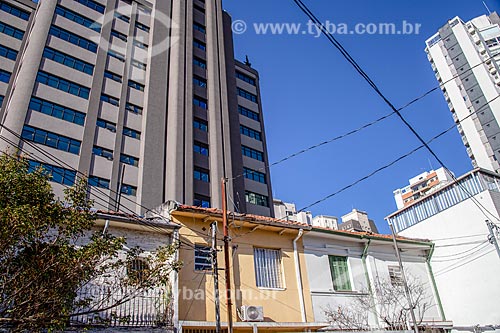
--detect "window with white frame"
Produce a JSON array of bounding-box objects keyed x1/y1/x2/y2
[
  {"x1": 253, "y1": 247, "x2": 283, "y2": 289},
  {"x1": 194, "y1": 244, "x2": 211, "y2": 271},
  {"x1": 388, "y1": 265, "x2": 403, "y2": 286},
  {"x1": 329, "y1": 255, "x2": 352, "y2": 291}
]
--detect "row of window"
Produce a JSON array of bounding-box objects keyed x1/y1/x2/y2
[
  {"x1": 55, "y1": 5, "x2": 101, "y2": 32},
  {"x1": 111, "y1": 29, "x2": 127, "y2": 42},
  {"x1": 194, "y1": 57, "x2": 207, "y2": 69},
  {"x1": 193, "y1": 118, "x2": 208, "y2": 131},
  {"x1": 243, "y1": 167, "x2": 266, "y2": 184},
  {"x1": 92, "y1": 145, "x2": 113, "y2": 160},
  {"x1": 36, "y1": 71, "x2": 90, "y2": 99},
  {"x1": 240, "y1": 125, "x2": 262, "y2": 141},
  {"x1": 28, "y1": 160, "x2": 76, "y2": 186},
  {"x1": 49, "y1": 25, "x2": 97, "y2": 53},
  {"x1": 242, "y1": 145, "x2": 263, "y2": 161},
  {"x1": 29, "y1": 97, "x2": 86, "y2": 126},
  {"x1": 108, "y1": 49, "x2": 125, "y2": 62},
  {"x1": 128, "y1": 80, "x2": 145, "y2": 91},
  {"x1": 88, "y1": 175, "x2": 137, "y2": 195},
  {"x1": 0, "y1": 95, "x2": 3, "y2": 107},
  {"x1": 238, "y1": 105, "x2": 259, "y2": 122},
  {"x1": 194, "y1": 194, "x2": 210, "y2": 208},
  {"x1": 96, "y1": 118, "x2": 141, "y2": 140},
  {"x1": 0, "y1": 2, "x2": 29, "y2": 20},
  {"x1": 104, "y1": 70, "x2": 122, "y2": 83},
  {"x1": 194, "y1": 141, "x2": 209, "y2": 156},
  {"x1": 21, "y1": 125, "x2": 81, "y2": 155},
  {"x1": 121, "y1": 153, "x2": 139, "y2": 166},
  {"x1": 126, "y1": 102, "x2": 143, "y2": 114},
  {"x1": 236, "y1": 71, "x2": 256, "y2": 86},
  {"x1": 193, "y1": 39, "x2": 206, "y2": 51},
  {"x1": 245, "y1": 191, "x2": 268, "y2": 207},
  {"x1": 193, "y1": 76, "x2": 207, "y2": 88},
  {"x1": 0, "y1": 22, "x2": 24, "y2": 40},
  {"x1": 193, "y1": 22, "x2": 206, "y2": 34},
  {"x1": 237, "y1": 87, "x2": 258, "y2": 103},
  {"x1": 101, "y1": 94, "x2": 119, "y2": 106},
  {"x1": 194, "y1": 168, "x2": 209, "y2": 182},
  {"x1": 193, "y1": 96, "x2": 208, "y2": 109},
  {"x1": 43, "y1": 47, "x2": 94, "y2": 75},
  {"x1": 75, "y1": 0, "x2": 105, "y2": 14},
  {"x1": 0, "y1": 44, "x2": 17, "y2": 61}
]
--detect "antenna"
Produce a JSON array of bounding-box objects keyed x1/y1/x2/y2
[{"x1": 483, "y1": 1, "x2": 492, "y2": 15}]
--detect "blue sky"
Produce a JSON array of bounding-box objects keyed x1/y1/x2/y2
[{"x1": 223, "y1": 0, "x2": 499, "y2": 234}]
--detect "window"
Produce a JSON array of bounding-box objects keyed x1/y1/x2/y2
[
  {"x1": 194, "y1": 142, "x2": 208, "y2": 156},
  {"x1": 100, "y1": 94, "x2": 119, "y2": 106},
  {"x1": 194, "y1": 57, "x2": 207, "y2": 69},
  {"x1": 133, "y1": 39, "x2": 148, "y2": 49},
  {"x1": 131, "y1": 59, "x2": 147, "y2": 70},
  {"x1": 193, "y1": 4, "x2": 205, "y2": 14},
  {"x1": 388, "y1": 266, "x2": 403, "y2": 286},
  {"x1": 0, "y1": 44, "x2": 17, "y2": 60},
  {"x1": 242, "y1": 145, "x2": 263, "y2": 161},
  {"x1": 238, "y1": 105, "x2": 259, "y2": 121},
  {"x1": 0, "y1": 2, "x2": 30, "y2": 20},
  {"x1": 49, "y1": 26, "x2": 97, "y2": 52},
  {"x1": 21, "y1": 125, "x2": 81, "y2": 155},
  {"x1": 193, "y1": 76, "x2": 207, "y2": 88},
  {"x1": 193, "y1": 22, "x2": 206, "y2": 33},
  {"x1": 193, "y1": 39, "x2": 206, "y2": 51},
  {"x1": 128, "y1": 80, "x2": 145, "y2": 91},
  {"x1": 329, "y1": 256, "x2": 352, "y2": 292},
  {"x1": 135, "y1": 22, "x2": 150, "y2": 32},
  {"x1": 104, "y1": 70, "x2": 122, "y2": 83},
  {"x1": 110, "y1": 29, "x2": 127, "y2": 42},
  {"x1": 29, "y1": 97, "x2": 86, "y2": 125},
  {"x1": 121, "y1": 184, "x2": 137, "y2": 196},
  {"x1": 108, "y1": 49, "x2": 125, "y2": 62},
  {"x1": 93, "y1": 146, "x2": 113, "y2": 160},
  {"x1": 193, "y1": 96, "x2": 208, "y2": 109},
  {"x1": 55, "y1": 5, "x2": 101, "y2": 32},
  {"x1": 254, "y1": 248, "x2": 283, "y2": 289},
  {"x1": 28, "y1": 160, "x2": 76, "y2": 186},
  {"x1": 245, "y1": 191, "x2": 268, "y2": 207},
  {"x1": 240, "y1": 125, "x2": 261, "y2": 141},
  {"x1": 123, "y1": 127, "x2": 141, "y2": 139},
  {"x1": 36, "y1": 71, "x2": 90, "y2": 99},
  {"x1": 114, "y1": 12, "x2": 130, "y2": 23},
  {"x1": 0, "y1": 70, "x2": 11, "y2": 83},
  {"x1": 126, "y1": 102, "x2": 143, "y2": 115},
  {"x1": 237, "y1": 88, "x2": 257, "y2": 103},
  {"x1": 96, "y1": 118, "x2": 116, "y2": 132},
  {"x1": 89, "y1": 176, "x2": 110, "y2": 189},
  {"x1": 43, "y1": 47, "x2": 94, "y2": 75},
  {"x1": 127, "y1": 259, "x2": 149, "y2": 282},
  {"x1": 74, "y1": 0, "x2": 105, "y2": 14},
  {"x1": 236, "y1": 71, "x2": 256, "y2": 86},
  {"x1": 120, "y1": 153, "x2": 139, "y2": 166},
  {"x1": 194, "y1": 167, "x2": 209, "y2": 182},
  {"x1": 0, "y1": 95, "x2": 3, "y2": 107},
  {"x1": 0, "y1": 22, "x2": 24, "y2": 40},
  {"x1": 243, "y1": 167, "x2": 266, "y2": 184},
  {"x1": 193, "y1": 118, "x2": 208, "y2": 132},
  {"x1": 194, "y1": 244, "x2": 211, "y2": 271},
  {"x1": 194, "y1": 195, "x2": 210, "y2": 208}
]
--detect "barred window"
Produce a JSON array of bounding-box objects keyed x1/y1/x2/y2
[
  {"x1": 254, "y1": 248, "x2": 283, "y2": 289},
  {"x1": 388, "y1": 265, "x2": 403, "y2": 286},
  {"x1": 194, "y1": 244, "x2": 211, "y2": 271}
]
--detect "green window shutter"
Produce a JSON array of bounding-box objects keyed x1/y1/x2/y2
[{"x1": 329, "y1": 256, "x2": 352, "y2": 291}]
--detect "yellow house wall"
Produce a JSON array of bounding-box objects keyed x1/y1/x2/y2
[{"x1": 173, "y1": 213, "x2": 315, "y2": 326}]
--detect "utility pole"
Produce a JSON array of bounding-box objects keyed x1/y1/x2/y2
[
  {"x1": 211, "y1": 222, "x2": 221, "y2": 333},
  {"x1": 388, "y1": 221, "x2": 420, "y2": 333},
  {"x1": 221, "y1": 178, "x2": 233, "y2": 333},
  {"x1": 486, "y1": 220, "x2": 500, "y2": 259}
]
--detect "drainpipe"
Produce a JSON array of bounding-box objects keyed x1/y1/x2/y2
[
  {"x1": 293, "y1": 229, "x2": 306, "y2": 322},
  {"x1": 361, "y1": 239, "x2": 379, "y2": 328},
  {"x1": 172, "y1": 228, "x2": 180, "y2": 332},
  {"x1": 426, "y1": 243, "x2": 446, "y2": 321},
  {"x1": 102, "y1": 219, "x2": 110, "y2": 235}
]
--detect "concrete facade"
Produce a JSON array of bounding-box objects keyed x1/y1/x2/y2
[
  {"x1": 387, "y1": 169, "x2": 500, "y2": 330},
  {"x1": 340, "y1": 209, "x2": 378, "y2": 233},
  {"x1": 0, "y1": 0, "x2": 274, "y2": 216},
  {"x1": 426, "y1": 13, "x2": 500, "y2": 173}
]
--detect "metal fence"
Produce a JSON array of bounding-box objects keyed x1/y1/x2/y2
[{"x1": 70, "y1": 285, "x2": 173, "y2": 328}]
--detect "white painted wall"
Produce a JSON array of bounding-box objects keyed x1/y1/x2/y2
[{"x1": 399, "y1": 190, "x2": 500, "y2": 327}]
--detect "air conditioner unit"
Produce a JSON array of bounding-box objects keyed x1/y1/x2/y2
[{"x1": 240, "y1": 305, "x2": 264, "y2": 322}]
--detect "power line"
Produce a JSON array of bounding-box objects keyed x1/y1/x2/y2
[{"x1": 432, "y1": 241, "x2": 490, "y2": 261}]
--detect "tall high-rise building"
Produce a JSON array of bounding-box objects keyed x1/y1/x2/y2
[
  {"x1": 426, "y1": 13, "x2": 500, "y2": 173},
  {"x1": 0, "y1": 0, "x2": 274, "y2": 216}
]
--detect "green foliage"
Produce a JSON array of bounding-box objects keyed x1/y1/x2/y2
[{"x1": 0, "y1": 154, "x2": 178, "y2": 332}]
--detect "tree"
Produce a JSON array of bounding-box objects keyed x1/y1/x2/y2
[
  {"x1": 324, "y1": 274, "x2": 433, "y2": 331},
  {"x1": 0, "y1": 154, "x2": 180, "y2": 332}
]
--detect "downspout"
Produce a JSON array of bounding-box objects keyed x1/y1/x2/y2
[
  {"x1": 172, "y1": 228, "x2": 180, "y2": 332},
  {"x1": 293, "y1": 228, "x2": 306, "y2": 322},
  {"x1": 361, "y1": 239, "x2": 379, "y2": 328},
  {"x1": 426, "y1": 243, "x2": 446, "y2": 321},
  {"x1": 102, "y1": 219, "x2": 110, "y2": 235}
]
